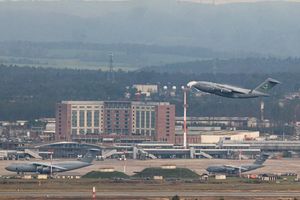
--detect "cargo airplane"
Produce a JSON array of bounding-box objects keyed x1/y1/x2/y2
[
  {"x1": 5, "y1": 149, "x2": 98, "y2": 174},
  {"x1": 206, "y1": 153, "x2": 270, "y2": 175},
  {"x1": 187, "y1": 78, "x2": 280, "y2": 98}
]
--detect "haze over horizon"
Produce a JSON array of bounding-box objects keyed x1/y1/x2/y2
[{"x1": 1, "y1": 0, "x2": 300, "y2": 57}]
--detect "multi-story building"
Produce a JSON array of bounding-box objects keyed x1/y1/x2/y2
[{"x1": 55, "y1": 101, "x2": 175, "y2": 143}]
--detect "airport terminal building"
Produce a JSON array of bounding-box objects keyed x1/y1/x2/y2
[{"x1": 55, "y1": 101, "x2": 175, "y2": 143}]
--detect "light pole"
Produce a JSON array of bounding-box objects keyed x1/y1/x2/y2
[{"x1": 182, "y1": 86, "x2": 190, "y2": 149}]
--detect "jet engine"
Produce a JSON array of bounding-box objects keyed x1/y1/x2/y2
[
  {"x1": 36, "y1": 166, "x2": 50, "y2": 174},
  {"x1": 219, "y1": 87, "x2": 232, "y2": 93}
]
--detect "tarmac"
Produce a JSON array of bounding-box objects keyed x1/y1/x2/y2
[
  {"x1": 1, "y1": 158, "x2": 300, "y2": 199},
  {"x1": 1, "y1": 158, "x2": 300, "y2": 176}
]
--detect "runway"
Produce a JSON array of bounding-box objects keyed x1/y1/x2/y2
[{"x1": 0, "y1": 191, "x2": 300, "y2": 198}]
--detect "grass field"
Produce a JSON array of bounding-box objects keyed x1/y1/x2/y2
[
  {"x1": 0, "y1": 177, "x2": 299, "y2": 191},
  {"x1": 0, "y1": 178, "x2": 299, "y2": 200}
]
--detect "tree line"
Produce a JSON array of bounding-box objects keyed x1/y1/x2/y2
[{"x1": 0, "y1": 64, "x2": 299, "y2": 123}]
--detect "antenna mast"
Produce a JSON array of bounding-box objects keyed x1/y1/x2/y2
[{"x1": 108, "y1": 53, "x2": 115, "y2": 82}]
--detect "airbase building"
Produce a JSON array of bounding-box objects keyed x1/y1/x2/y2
[{"x1": 55, "y1": 101, "x2": 175, "y2": 143}]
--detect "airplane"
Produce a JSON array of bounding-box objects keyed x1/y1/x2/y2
[
  {"x1": 187, "y1": 78, "x2": 280, "y2": 98},
  {"x1": 5, "y1": 149, "x2": 99, "y2": 174},
  {"x1": 206, "y1": 153, "x2": 270, "y2": 175}
]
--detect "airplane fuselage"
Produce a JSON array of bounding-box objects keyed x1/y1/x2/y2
[
  {"x1": 206, "y1": 164, "x2": 264, "y2": 175},
  {"x1": 5, "y1": 161, "x2": 92, "y2": 174}
]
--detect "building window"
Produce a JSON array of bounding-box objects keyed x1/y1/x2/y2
[
  {"x1": 79, "y1": 129, "x2": 85, "y2": 134},
  {"x1": 146, "y1": 111, "x2": 150, "y2": 128},
  {"x1": 72, "y1": 129, "x2": 77, "y2": 135},
  {"x1": 79, "y1": 110, "x2": 85, "y2": 127},
  {"x1": 87, "y1": 111, "x2": 92, "y2": 127},
  {"x1": 72, "y1": 111, "x2": 77, "y2": 127},
  {"x1": 141, "y1": 111, "x2": 145, "y2": 128},
  {"x1": 151, "y1": 111, "x2": 156, "y2": 128},
  {"x1": 94, "y1": 110, "x2": 99, "y2": 127},
  {"x1": 136, "y1": 111, "x2": 140, "y2": 128}
]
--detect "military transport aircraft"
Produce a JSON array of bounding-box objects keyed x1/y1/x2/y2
[
  {"x1": 206, "y1": 153, "x2": 270, "y2": 175},
  {"x1": 187, "y1": 78, "x2": 280, "y2": 98},
  {"x1": 5, "y1": 149, "x2": 98, "y2": 174}
]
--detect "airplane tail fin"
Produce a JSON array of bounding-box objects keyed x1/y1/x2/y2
[
  {"x1": 253, "y1": 153, "x2": 270, "y2": 165},
  {"x1": 252, "y1": 78, "x2": 280, "y2": 93},
  {"x1": 80, "y1": 149, "x2": 99, "y2": 163}
]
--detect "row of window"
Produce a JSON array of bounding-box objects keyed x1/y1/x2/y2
[
  {"x1": 72, "y1": 129, "x2": 101, "y2": 135},
  {"x1": 136, "y1": 111, "x2": 156, "y2": 129},
  {"x1": 72, "y1": 110, "x2": 103, "y2": 128}
]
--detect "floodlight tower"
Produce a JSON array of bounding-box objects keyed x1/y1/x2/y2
[
  {"x1": 260, "y1": 99, "x2": 265, "y2": 122},
  {"x1": 182, "y1": 86, "x2": 189, "y2": 149}
]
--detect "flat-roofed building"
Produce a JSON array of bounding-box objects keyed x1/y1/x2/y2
[
  {"x1": 175, "y1": 129, "x2": 260, "y2": 145},
  {"x1": 132, "y1": 84, "x2": 158, "y2": 97},
  {"x1": 55, "y1": 101, "x2": 175, "y2": 143}
]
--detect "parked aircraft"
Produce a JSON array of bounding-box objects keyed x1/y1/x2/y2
[
  {"x1": 187, "y1": 78, "x2": 280, "y2": 98},
  {"x1": 5, "y1": 149, "x2": 99, "y2": 174},
  {"x1": 206, "y1": 153, "x2": 270, "y2": 175}
]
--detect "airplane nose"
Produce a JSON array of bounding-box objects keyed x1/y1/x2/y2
[
  {"x1": 187, "y1": 81, "x2": 198, "y2": 88},
  {"x1": 5, "y1": 166, "x2": 11, "y2": 171}
]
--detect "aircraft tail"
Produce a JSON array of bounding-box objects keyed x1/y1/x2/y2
[
  {"x1": 252, "y1": 78, "x2": 280, "y2": 93},
  {"x1": 80, "y1": 149, "x2": 99, "y2": 163},
  {"x1": 253, "y1": 153, "x2": 270, "y2": 165}
]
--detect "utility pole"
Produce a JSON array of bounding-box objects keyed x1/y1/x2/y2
[
  {"x1": 50, "y1": 153, "x2": 53, "y2": 177},
  {"x1": 260, "y1": 99, "x2": 265, "y2": 121},
  {"x1": 92, "y1": 186, "x2": 96, "y2": 200}
]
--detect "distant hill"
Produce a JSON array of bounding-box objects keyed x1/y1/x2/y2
[
  {"x1": 143, "y1": 57, "x2": 300, "y2": 74},
  {"x1": 0, "y1": 0, "x2": 300, "y2": 57},
  {"x1": 0, "y1": 41, "x2": 228, "y2": 69}
]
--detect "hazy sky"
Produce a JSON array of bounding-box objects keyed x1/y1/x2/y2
[{"x1": 1, "y1": 0, "x2": 300, "y2": 56}]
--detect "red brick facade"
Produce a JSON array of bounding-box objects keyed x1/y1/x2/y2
[
  {"x1": 55, "y1": 103, "x2": 71, "y2": 141},
  {"x1": 155, "y1": 104, "x2": 175, "y2": 143}
]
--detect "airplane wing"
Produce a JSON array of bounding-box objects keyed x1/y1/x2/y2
[
  {"x1": 32, "y1": 162, "x2": 67, "y2": 170},
  {"x1": 214, "y1": 85, "x2": 233, "y2": 93},
  {"x1": 223, "y1": 165, "x2": 247, "y2": 171},
  {"x1": 217, "y1": 84, "x2": 248, "y2": 94}
]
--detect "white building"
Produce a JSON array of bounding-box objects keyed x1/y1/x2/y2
[
  {"x1": 133, "y1": 84, "x2": 158, "y2": 97},
  {"x1": 199, "y1": 130, "x2": 260, "y2": 143}
]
